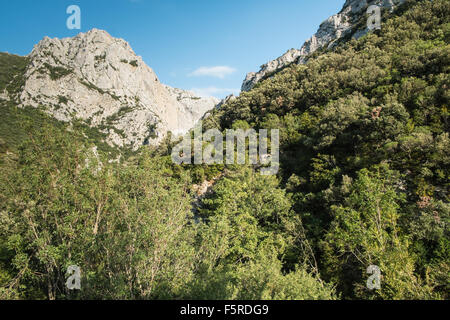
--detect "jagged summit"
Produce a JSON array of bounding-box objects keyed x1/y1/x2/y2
[
  {"x1": 18, "y1": 28, "x2": 219, "y2": 149},
  {"x1": 241, "y1": 0, "x2": 406, "y2": 92}
]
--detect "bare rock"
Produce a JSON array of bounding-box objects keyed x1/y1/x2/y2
[{"x1": 20, "y1": 29, "x2": 219, "y2": 150}]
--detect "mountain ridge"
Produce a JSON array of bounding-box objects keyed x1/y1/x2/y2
[
  {"x1": 241, "y1": 0, "x2": 406, "y2": 92},
  {"x1": 2, "y1": 29, "x2": 219, "y2": 150}
]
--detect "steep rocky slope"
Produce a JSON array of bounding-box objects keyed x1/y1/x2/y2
[
  {"x1": 12, "y1": 29, "x2": 218, "y2": 149},
  {"x1": 241, "y1": 0, "x2": 406, "y2": 91}
]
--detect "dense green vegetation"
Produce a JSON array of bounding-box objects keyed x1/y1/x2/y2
[
  {"x1": 0, "y1": 124, "x2": 334, "y2": 299},
  {"x1": 0, "y1": 0, "x2": 448, "y2": 300},
  {"x1": 0, "y1": 52, "x2": 133, "y2": 159}
]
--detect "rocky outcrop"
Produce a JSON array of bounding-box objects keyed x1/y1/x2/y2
[
  {"x1": 241, "y1": 0, "x2": 406, "y2": 92},
  {"x1": 19, "y1": 29, "x2": 219, "y2": 149},
  {"x1": 241, "y1": 49, "x2": 302, "y2": 92},
  {"x1": 163, "y1": 85, "x2": 219, "y2": 132}
]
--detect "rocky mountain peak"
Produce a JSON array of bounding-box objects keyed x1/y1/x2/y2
[{"x1": 19, "y1": 29, "x2": 219, "y2": 150}]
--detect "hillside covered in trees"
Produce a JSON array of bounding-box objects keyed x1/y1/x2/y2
[{"x1": 0, "y1": 0, "x2": 448, "y2": 300}]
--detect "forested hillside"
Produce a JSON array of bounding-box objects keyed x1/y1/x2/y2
[{"x1": 0, "y1": 0, "x2": 448, "y2": 300}]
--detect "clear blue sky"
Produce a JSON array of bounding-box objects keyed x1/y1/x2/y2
[{"x1": 0, "y1": 0, "x2": 344, "y2": 98}]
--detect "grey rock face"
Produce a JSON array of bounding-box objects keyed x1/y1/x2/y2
[
  {"x1": 19, "y1": 29, "x2": 219, "y2": 149},
  {"x1": 241, "y1": 49, "x2": 302, "y2": 92},
  {"x1": 241, "y1": 0, "x2": 406, "y2": 92}
]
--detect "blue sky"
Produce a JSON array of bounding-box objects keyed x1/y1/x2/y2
[{"x1": 0, "y1": 0, "x2": 344, "y2": 98}]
